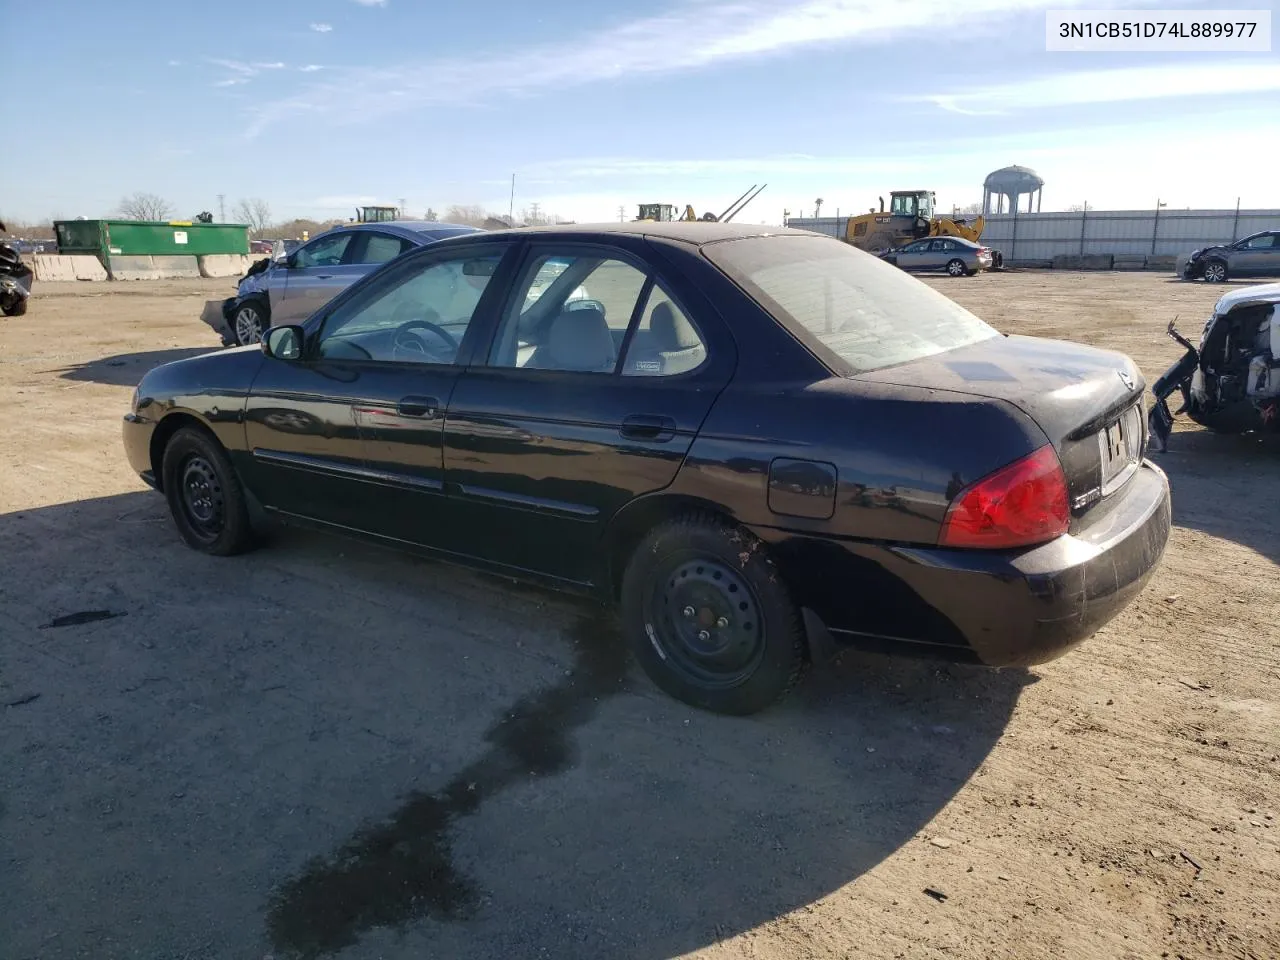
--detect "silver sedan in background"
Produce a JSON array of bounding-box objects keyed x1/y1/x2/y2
[
  {"x1": 880, "y1": 236, "x2": 994, "y2": 277},
  {"x1": 221, "y1": 220, "x2": 480, "y2": 346}
]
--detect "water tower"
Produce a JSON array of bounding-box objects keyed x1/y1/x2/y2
[{"x1": 983, "y1": 165, "x2": 1044, "y2": 214}]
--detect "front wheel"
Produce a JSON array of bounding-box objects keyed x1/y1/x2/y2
[
  {"x1": 946, "y1": 258, "x2": 967, "y2": 277},
  {"x1": 1, "y1": 297, "x2": 27, "y2": 317},
  {"x1": 1202, "y1": 259, "x2": 1228, "y2": 283},
  {"x1": 232, "y1": 300, "x2": 268, "y2": 346},
  {"x1": 161, "y1": 427, "x2": 256, "y2": 556},
  {"x1": 620, "y1": 514, "x2": 807, "y2": 715}
]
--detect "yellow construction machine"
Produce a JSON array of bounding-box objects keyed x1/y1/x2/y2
[
  {"x1": 843, "y1": 190, "x2": 986, "y2": 254},
  {"x1": 636, "y1": 184, "x2": 768, "y2": 224}
]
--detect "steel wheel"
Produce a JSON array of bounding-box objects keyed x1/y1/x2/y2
[
  {"x1": 235, "y1": 304, "x2": 265, "y2": 345},
  {"x1": 1203, "y1": 260, "x2": 1227, "y2": 283},
  {"x1": 178, "y1": 454, "x2": 225, "y2": 543},
  {"x1": 947, "y1": 258, "x2": 966, "y2": 277},
  {"x1": 644, "y1": 556, "x2": 766, "y2": 689}
]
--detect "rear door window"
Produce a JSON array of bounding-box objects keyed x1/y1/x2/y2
[{"x1": 704, "y1": 235, "x2": 997, "y2": 374}]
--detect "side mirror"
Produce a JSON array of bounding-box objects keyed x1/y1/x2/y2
[{"x1": 263, "y1": 325, "x2": 305, "y2": 360}]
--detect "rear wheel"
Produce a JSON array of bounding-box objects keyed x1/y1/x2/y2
[
  {"x1": 1, "y1": 297, "x2": 27, "y2": 316},
  {"x1": 620, "y1": 514, "x2": 807, "y2": 715},
  {"x1": 1203, "y1": 259, "x2": 1228, "y2": 283},
  {"x1": 946, "y1": 258, "x2": 967, "y2": 277},
  {"x1": 232, "y1": 300, "x2": 268, "y2": 345},
  {"x1": 161, "y1": 427, "x2": 255, "y2": 556}
]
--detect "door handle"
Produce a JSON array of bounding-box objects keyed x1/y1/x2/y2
[
  {"x1": 396, "y1": 395, "x2": 439, "y2": 419},
  {"x1": 620, "y1": 414, "x2": 676, "y2": 442},
  {"x1": 316, "y1": 273, "x2": 334, "y2": 279}
]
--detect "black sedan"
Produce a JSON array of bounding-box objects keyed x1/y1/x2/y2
[{"x1": 123, "y1": 223, "x2": 1172, "y2": 715}]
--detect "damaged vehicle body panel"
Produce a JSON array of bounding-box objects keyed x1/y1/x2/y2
[
  {"x1": 1181, "y1": 230, "x2": 1280, "y2": 283},
  {"x1": 1149, "y1": 282, "x2": 1280, "y2": 450}
]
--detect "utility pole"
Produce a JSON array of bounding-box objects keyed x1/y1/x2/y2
[
  {"x1": 217, "y1": 194, "x2": 225, "y2": 222},
  {"x1": 617, "y1": 205, "x2": 625, "y2": 222},
  {"x1": 508, "y1": 173, "x2": 515, "y2": 221},
  {"x1": 398, "y1": 197, "x2": 406, "y2": 218},
  {"x1": 530, "y1": 202, "x2": 541, "y2": 225}
]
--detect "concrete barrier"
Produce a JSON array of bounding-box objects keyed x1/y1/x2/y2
[
  {"x1": 32, "y1": 255, "x2": 78, "y2": 282},
  {"x1": 108, "y1": 255, "x2": 201, "y2": 280},
  {"x1": 1113, "y1": 255, "x2": 1147, "y2": 272},
  {"x1": 197, "y1": 254, "x2": 251, "y2": 279},
  {"x1": 1051, "y1": 254, "x2": 1115, "y2": 270},
  {"x1": 72, "y1": 256, "x2": 108, "y2": 281},
  {"x1": 1147, "y1": 255, "x2": 1179, "y2": 272}
]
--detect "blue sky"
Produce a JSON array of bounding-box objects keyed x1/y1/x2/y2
[{"x1": 5, "y1": 0, "x2": 1279, "y2": 225}]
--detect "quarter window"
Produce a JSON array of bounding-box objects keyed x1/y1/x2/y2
[{"x1": 620, "y1": 285, "x2": 706, "y2": 377}]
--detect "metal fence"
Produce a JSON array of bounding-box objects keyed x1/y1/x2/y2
[{"x1": 785, "y1": 208, "x2": 1280, "y2": 260}]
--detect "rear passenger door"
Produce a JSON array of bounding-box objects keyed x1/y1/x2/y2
[{"x1": 440, "y1": 242, "x2": 735, "y2": 584}]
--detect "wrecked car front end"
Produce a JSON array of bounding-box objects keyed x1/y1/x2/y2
[{"x1": 1148, "y1": 283, "x2": 1280, "y2": 450}]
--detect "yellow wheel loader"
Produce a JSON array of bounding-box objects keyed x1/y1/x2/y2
[{"x1": 843, "y1": 190, "x2": 996, "y2": 264}]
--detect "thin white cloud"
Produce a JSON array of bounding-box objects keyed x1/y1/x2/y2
[
  {"x1": 916, "y1": 61, "x2": 1280, "y2": 114},
  {"x1": 167, "y1": 59, "x2": 182, "y2": 67},
  {"x1": 300, "y1": 65, "x2": 324, "y2": 73},
  {"x1": 352, "y1": 0, "x2": 387, "y2": 6},
  {"x1": 310, "y1": 22, "x2": 333, "y2": 32},
  {"x1": 245, "y1": 0, "x2": 1150, "y2": 136},
  {"x1": 209, "y1": 58, "x2": 288, "y2": 87}
]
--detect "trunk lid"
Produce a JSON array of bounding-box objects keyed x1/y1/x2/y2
[{"x1": 856, "y1": 334, "x2": 1146, "y2": 513}]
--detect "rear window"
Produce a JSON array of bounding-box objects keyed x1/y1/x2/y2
[{"x1": 704, "y1": 235, "x2": 998, "y2": 374}]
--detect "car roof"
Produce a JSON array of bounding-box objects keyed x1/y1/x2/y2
[
  {"x1": 337, "y1": 221, "x2": 482, "y2": 241},
  {"x1": 457, "y1": 221, "x2": 813, "y2": 246},
  {"x1": 1214, "y1": 282, "x2": 1280, "y2": 315}
]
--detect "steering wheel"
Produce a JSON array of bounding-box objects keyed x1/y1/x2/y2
[{"x1": 393, "y1": 318, "x2": 459, "y2": 363}]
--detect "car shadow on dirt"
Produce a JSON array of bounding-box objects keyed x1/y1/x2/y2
[
  {"x1": 51, "y1": 347, "x2": 221, "y2": 386},
  {"x1": 0, "y1": 492, "x2": 1032, "y2": 960},
  {"x1": 1149, "y1": 429, "x2": 1280, "y2": 564}
]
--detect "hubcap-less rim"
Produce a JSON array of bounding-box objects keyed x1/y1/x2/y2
[
  {"x1": 180, "y1": 455, "x2": 224, "y2": 540},
  {"x1": 948, "y1": 260, "x2": 964, "y2": 276},
  {"x1": 1205, "y1": 263, "x2": 1225, "y2": 282},
  {"x1": 236, "y1": 306, "x2": 263, "y2": 344},
  {"x1": 645, "y1": 557, "x2": 765, "y2": 688}
]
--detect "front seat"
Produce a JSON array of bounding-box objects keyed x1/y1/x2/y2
[
  {"x1": 627, "y1": 301, "x2": 705, "y2": 375},
  {"x1": 528, "y1": 306, "x2": 616, "y2": 372}
]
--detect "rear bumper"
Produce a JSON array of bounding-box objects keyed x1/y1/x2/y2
[{"x1": 764, "y1": 461, "x2": 1172, "y2": 667}]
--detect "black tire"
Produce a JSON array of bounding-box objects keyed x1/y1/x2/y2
[
  {"x1": 1202, "y1": 259, "x2": 1228, "y2": 283},
  {"x1": 620, "y1": 513, "x2": 807, "y2": 715},
  {"x1": 2, "y1": 297, "x2": 27, "y2": 317},
  {"x1": 161, "y1": 426, "x2": 255, "y2": 556},
  {"x1": 232, "y1": 298, "x2": 269, "y2": 346},
  {"x1": 946, "y1": 258, "x2": 967, "y2": 277}
]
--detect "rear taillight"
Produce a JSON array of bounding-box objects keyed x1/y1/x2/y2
[{"x1": 939, "y1": 445, "x2": 1069, "y2": 549}]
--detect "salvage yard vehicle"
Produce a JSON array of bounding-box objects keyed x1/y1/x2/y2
[
  {"x1": 1181, "y1": 230, "x2": 1280, "y2": 282},
  {"x1": 0, "y1": 220, "x2": 34, "y2": 317},
  {"x1": 1148, "y1": 282, "x2": 1280, "y2": 451},
  {"x1": 879, "y1": 235, "x2": 995, "y2": 276},
  {"x1": 221, "y1": 220, "x2": 480, "y2": 346},
  {"x1": 124, "y1": 223, "x2": 1171, "y2": 715}
]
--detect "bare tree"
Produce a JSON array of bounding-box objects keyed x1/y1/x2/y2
[
  {"x1": 235, "y1": 198, "x2": 272, "y2": 238},
  {"x1": 1065, "y1": 203, "x2": 1087, "y2": 212},
  {"x1": 954, "y1": 201, "x2": 984, "y2": 215},
  {"x1": 423, "y1": 207, "x2": 439, "y2": 221},
  {"x1": 117, "y1": 192, "x2": 175, "y2": 221},
  {"x1": 444, "y1": 204, "x2": 498, "y2": 227}
]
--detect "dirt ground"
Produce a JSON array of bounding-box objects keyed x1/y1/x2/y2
[{"x1": 1, "y1": 271, "x2": 1276, "y2": 960}]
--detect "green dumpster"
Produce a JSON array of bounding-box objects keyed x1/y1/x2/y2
[{"x1": 54, "y1": 219, "x2": 250, "y2": 258}]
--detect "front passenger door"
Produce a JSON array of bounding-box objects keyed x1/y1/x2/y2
[
  {"x1": 275, "y1": 231, "x2": 361, "y2": 323},
  {"x1": 896, "y1": 240, "x2": 929, "y2": 271}
]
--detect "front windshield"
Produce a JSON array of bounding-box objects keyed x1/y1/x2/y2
[{"x1": 704, "y1": 235, "x2": 998, "y2": 374}]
